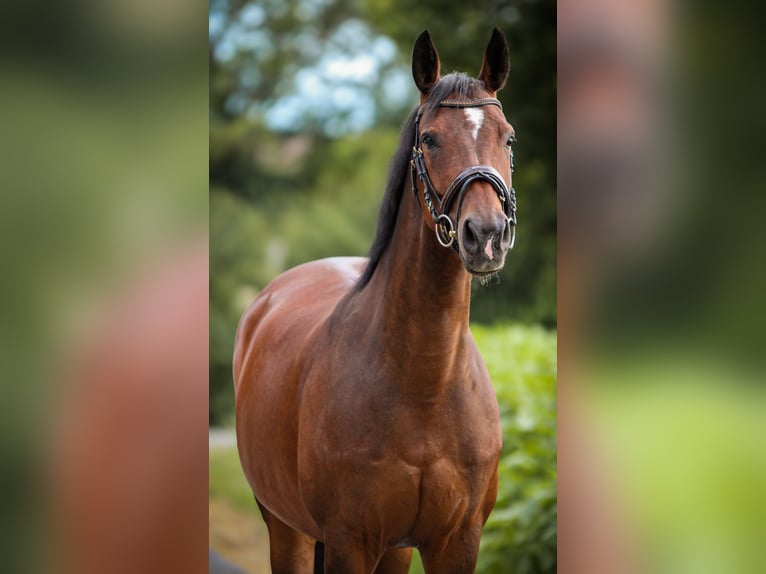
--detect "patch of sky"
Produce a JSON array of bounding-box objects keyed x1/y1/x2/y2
[
  {"x1": 240, "y1": 4, "x2": 266, "y2": 27},
  {"x1": 261, "y1": 20, "x2": 404, "y2": 135},
  {"x1": 215, "y1": 24, "x2": 273, "y2": 63},
  {"x1": 215, "y1": 38, "x2": 236, "y2": 62},
  {"x1": 371, "y1": 36, "x2": 396, "y2": 62},
  {"x1": 211, "y1": 4, "x2": 410, "y2": 136},
  {"x1": 264, "y1": 78, "x2": 376, "y2": 136},
  {"x1": 323, "y1": 53, "x2": 377, "y2": 84},
  {"x1": 225, "y1": 93, "x2": 250, "y2": 117},
  {"x1": 329, "y1": 19, "x2": 373, "y2": 53},
  {"x1": 380, "y1": 67, "x2": 416, "y2": 112},
  {"x1": 209, "y1": 11, "x2": 225, "y2": 39},
  {"x1": 285, "y1": 29, "x2": 321, "y2": 59}
]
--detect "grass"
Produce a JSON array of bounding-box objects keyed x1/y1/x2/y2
[{"x1": 210, "y1": 446, "x2": 255, "y2": 511}]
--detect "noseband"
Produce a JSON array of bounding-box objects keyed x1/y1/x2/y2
[{"x1": 410, "y1": 98, "x2": 517, "y2": 251}]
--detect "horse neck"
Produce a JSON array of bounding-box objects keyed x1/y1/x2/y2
[{"x1": 360, "y1": 184, "x2": 473, "y2": 393}]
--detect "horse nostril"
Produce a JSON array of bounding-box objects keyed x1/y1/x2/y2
[
  {"x1": 462, "y1": 218, "x2": 480, "y2": 251},
  {"x1": 501, "y1": 219, "x2": 511, "y2": 247}
]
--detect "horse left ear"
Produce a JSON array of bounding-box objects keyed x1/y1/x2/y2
[
  {"x1": 412, "y1": 30, "x2": 441, "y2": 95},
  {"x1": 478, "y1": 28, "x2": 510, "y2": 94}
]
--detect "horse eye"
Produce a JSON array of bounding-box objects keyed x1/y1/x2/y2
[{"x1": 422, "y1": 134, "x2": 436, "y2": 149}]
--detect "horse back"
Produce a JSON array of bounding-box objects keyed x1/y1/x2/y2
[{"x1": 233, "y1": 256, "x2": 367, "y2": 394}]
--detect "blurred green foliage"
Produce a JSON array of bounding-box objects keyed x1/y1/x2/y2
[
  {"x1": 587, "y1": 356, "x2": 766, "y2": 574},
  {"x1": 474, "y1": 325, "x2": 557, "y2": 574},
  {"x1": 210, "y1": 324, "x2": 556, "y2": 573}
]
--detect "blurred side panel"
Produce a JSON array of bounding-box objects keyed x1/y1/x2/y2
[
  {"x1": 559, "y1": 0, "x2": 766, "y2": 573},
  {"x1": 0, "y1": 0, "x2": 209, "y2": 572}
]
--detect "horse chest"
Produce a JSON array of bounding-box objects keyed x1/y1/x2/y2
[
  {"x1": 297, "y1": 338, "x2": 501, "y2": 540},
  {"x1": 403, "y1": 428, "x2": 501, "y2": 543}
]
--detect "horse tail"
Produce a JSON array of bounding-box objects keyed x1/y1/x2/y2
[{"x1": 314, "y1": 541, "x2": 325, "y2": 573}]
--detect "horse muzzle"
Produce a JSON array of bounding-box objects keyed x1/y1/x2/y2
[{"x1": 458, "y1": 210, "x2": 513, "y2": 275}]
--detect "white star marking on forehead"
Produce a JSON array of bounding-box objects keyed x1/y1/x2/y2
[{"x1": 464, "y1": 108, "x2": 484, "y2": 140}]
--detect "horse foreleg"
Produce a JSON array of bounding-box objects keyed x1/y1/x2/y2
[
  {"x1": 419, "y1": 524, "x2": 483, "y2": 574},
  {"x1": 374, "y1": 548, "x2": 413, "y2": 574},
  {"x1": 322, "y1": 543, "x2": 379, "y2": 574},
  {"x1": 256, "y1": 499, "x2": 316, "y2": 574}
]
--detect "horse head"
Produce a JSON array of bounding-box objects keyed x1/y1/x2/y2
[{"x1": 411, "y1": 29, "x2": 516, "y2": 277}]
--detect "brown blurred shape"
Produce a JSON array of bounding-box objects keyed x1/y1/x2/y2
[
  {"x1": 558, "y1": 0, "x2": 666, "y2": 573},
  {"x1": 52, "y1": 240, "x2": 208, "y2": 574}
]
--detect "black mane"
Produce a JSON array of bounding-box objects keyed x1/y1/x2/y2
[{"x1": 354, "y1": 73, "x2": 486, "y2": 289}]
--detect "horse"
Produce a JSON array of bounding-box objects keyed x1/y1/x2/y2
[{"x1": 234, "y1": 28, "x2": 517, "y2": 573}]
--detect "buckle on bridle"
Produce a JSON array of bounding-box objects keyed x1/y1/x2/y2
[{"x1": 435, "y1": 214, "x2": 456, "y2": 247}]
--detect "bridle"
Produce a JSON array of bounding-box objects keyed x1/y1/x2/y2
[{"x1": 410, "y1": 97, "x2": 517, "y2": 251}]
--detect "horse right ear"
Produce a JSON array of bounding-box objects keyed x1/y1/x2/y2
[
  {"x1": 478, "y1": 28, "x2": 510, "y2": 94},
  {"x1": 412, "y1": 30, "x2": 440, "y2": 95}
]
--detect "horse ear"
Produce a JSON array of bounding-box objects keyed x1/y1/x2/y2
[
  {"x1": 412, "y1": 30, "x2": 441, "y2": 95},
  {"x1": 478, "y1": 27, "x2": 510, "y2": 94}
]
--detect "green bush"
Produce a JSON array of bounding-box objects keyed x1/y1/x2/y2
[{"x1": 474, "y1": 324, "x2": 557, "y2": 574}]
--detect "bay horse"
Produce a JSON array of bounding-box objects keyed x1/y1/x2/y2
[{"x1": 234, "y1": 28, "x2": 517, "y2": 573}]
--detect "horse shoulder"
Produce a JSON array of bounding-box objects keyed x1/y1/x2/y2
[
  {"x1": 439, "y1": 337, "x2": 503, "y2": 467},
  {"x1": 234, "y1": 257, "x2": 367, "y2": 374}
]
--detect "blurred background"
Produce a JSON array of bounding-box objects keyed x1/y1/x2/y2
[
  {"x1": 0, "y1": 1, "x2": 209, "y2": 573},
  {"x1": 558, "y1": 1, "x2": 766, "y2": 573},
  {"x1": 4, "y1": 1, "x2": 764, "y2": 573},
  {"x1": 209, "y1": 0, "x2": 556, "y2": 572}
]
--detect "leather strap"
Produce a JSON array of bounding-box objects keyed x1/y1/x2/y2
[{"x1": 439, "y1": 98, "x2": 503, "y2": 110}]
